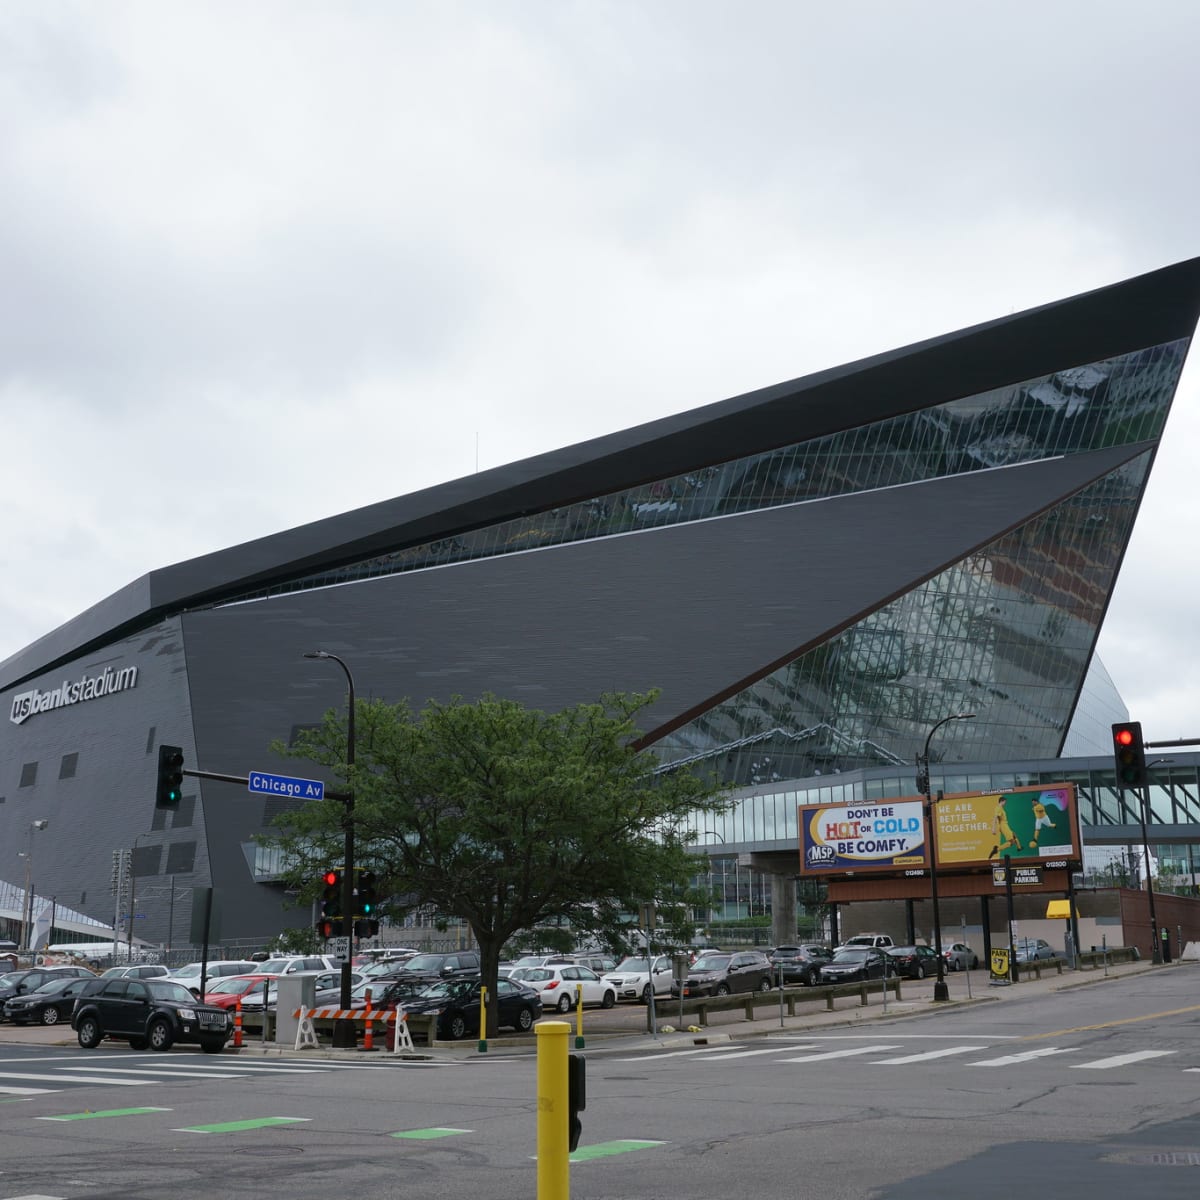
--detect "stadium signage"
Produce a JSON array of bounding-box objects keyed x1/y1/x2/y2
[{"x1": 10, "y1": 665, "x2": 139, "y2": 725}]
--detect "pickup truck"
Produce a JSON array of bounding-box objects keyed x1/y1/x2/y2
[{"x1": 838, "y1": 934, "x2": 895, "y2": 950}]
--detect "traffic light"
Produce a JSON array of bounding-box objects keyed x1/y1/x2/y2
[
  {"x1": 317, "y1": 916, "x2": 344, "y2": 939},
  {"x1": 567, "y1": 1052, "x2": 586, "y2": 1152},
  {"x1": 321, "y1": 868, "x2": 343, "y2": 917},
  {"x1": 355, "y1": 871, "x2": 378, "y2": 919},
  {"x1": 1112, "y1": 722, "x2": 1147, "y2": 788},
  {"x1": 156, "y1": 745, "x2": 184, "y2": 808},
  {"x1": 354, "y1": 918, "x2": 380, "y2": 938}
]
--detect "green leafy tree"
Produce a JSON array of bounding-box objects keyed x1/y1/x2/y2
[{"x1": 269, "y1": 691, "x2": 727, "y2": 1034}]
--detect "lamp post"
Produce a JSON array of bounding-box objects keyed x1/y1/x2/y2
[
  {"x1": 20, "y1": 820, "x2": 48, "y2": 952},
  {"x1": 1142, "y1": 758, "x2": 1171, "y2": 964},
  {"x1": 915, "y1": 713, "x2": 975, "y2": 1002},
  {"x1": 127, "y1": 833, "x2": 151, "y2": 963},
  {"x1": 697, "y1": 830, "x2": 726, "y2": 928},
  {"x1": 304, "y1": 650, "x2": 356, "y2": 1017}
]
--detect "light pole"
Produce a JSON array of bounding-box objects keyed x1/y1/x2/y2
[
  {"x1": 697, "y1": 830, "x2": 726, "y2": 929},
  {"x1": 20, "y1": 820, "x2": 48, "y2": 952},
  {"x1": 127, "y1": 833, "x2": 150, "y2": 962},
  {"x1": 1142, "y1": 758, "x2": 1171, "y2": 964},
  {"x1": 915, "y1": 713, "x2": 975, "y2": 1002},
  {"x1": 304, "y1": 650, "x2": 356, "y2": 1018}
]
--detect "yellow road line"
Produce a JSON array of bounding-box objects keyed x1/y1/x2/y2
[{"x1": 1021, "y1": 1003, "x2": 1200, "y2": 1040}]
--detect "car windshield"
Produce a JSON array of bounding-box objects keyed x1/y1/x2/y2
[
  {"x1": 513, "y1": 968, "x2": 553, "y2": 982},
  {"x1": 257, "y1": 960, "x2": 298, "y2": 974},
  {"x1": 692, "y1": 954, "x2": 731, "y2": 971},
  {"x1": 418, "y1": 978, "x2": 478, "y2": 1000},
  {"x1": 147, "y1": 981, "x2": 199, "y2": 1003},
  {"x1": 208, "y1": 977, "x2": 257, "y2": 994},
  {"x1": 400, "y1": 954, "x2": 448, "y2": 972},
  {"x1": 170, "y1": 963, "x2": 203, "y2": 979},
  {"x1": 32, "y1": 977, "x2": 74, "y2": 995},
  {"x1": 613, "y1": 957, "x2": 650, "y2": 972},
  {"x1": 832, "y1": 949, "x2": 870, "y2": 962}
]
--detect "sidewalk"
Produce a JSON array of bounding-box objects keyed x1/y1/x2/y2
[{"x1": 0, "y1": 957, "x2": 1182, "y2": 1061}]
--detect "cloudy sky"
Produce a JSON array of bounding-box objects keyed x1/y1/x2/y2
[{"x1": 2, "y1": 1, "x2": 1199, "y2": 740}]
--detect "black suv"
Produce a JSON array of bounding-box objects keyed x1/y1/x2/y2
[
  {"x1": 71, "y1": 976, "x2": 232, "y2": 1052},
  {"x1": 0, "y1": 967, "x2": 94, "y2": 1020},
  {"x1": 386, "y1": 950, "x2": 481, "y2": 988},
  {"x1": 670, "y1": 950, "x2": 774, "y2": 998}
]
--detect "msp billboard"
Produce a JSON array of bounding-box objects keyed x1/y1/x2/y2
[
  {"x1": 932, "y1": 783, "x2": 1079, "y2": 868},
  {"x1": 798, "y1": 800, "x2": 927, "y2": 875}
]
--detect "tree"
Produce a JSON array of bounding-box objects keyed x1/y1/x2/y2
[{"x1": 269, "y1": 691, "x2": 727, "y2": 1034}]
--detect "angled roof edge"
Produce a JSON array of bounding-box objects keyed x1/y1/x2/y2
[{"x1": 5, "y1": 256, "x2": 1200, "y2": 691}]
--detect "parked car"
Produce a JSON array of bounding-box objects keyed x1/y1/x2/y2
[
  {"x1": 768, "y1": 945, "x2": 834, "y2": 986},
  {"x1": 255, "y1": 955, "x2": 337, "y2": 976},
  {"x1": 162, "y1": 960, "x2": 259, "y2": 996},
  {"x1": 885, "y1": 945, "x2": 941, "y2": 980},
  {"x1": 2, "y1": 975, "x2": 94, "y2": 1025},
  {"x1": 71, "y1": 976, "x2": 232, "y2": 1052},
  {"x1": 602, "y1": 955, "x2": 675, "y2": 1003},
  {"x1": 99, "y1": 964, "x2": 172, "y2": 981},
  {"x1": 942, "y1": 942, "x2": 980, "y2": 971},
  {"x1": 386, "y1": 951, "x2": 481, "y2": 987},
  {"x1": 568, "y1": 954, "x2": 619, "y2": 975},
  {"x1": 0, "y1": 966, "x2": 94, "y2": 1019},
  {"x1": 201, "y1": 973, "x2": 277, "y2": 1010},
  {"x1": 819, "y1": 947, "x2": 893, "y2": 984},
  {"x1": 402, "y1": 976, "x2": 542, "y2": 1040},
  {"x1": 509, "y1": 964, "x2": 617, "y2": 1012},
  {"x1": 671, "y1": 950, "x2": 774, "y2": 998},
  {"x1": 1014, "y1": 938, "x2": 1056, "y2": 963},
  {"x1": 348, "y1": 975, "x2": 430, "y2": 1012}
]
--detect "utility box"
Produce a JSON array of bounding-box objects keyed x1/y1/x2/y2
[{"x1": 274, "y1": 973, "x2": 318, "y2": 1046}]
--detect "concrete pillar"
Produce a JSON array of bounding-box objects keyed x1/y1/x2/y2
[{"x1": 770, "y1": 874, "x2": 797, "y2": 947}]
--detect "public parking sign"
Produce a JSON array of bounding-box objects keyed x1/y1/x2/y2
[{"x1": 247, "y1": 770, "x2": 325, "y2": 800}]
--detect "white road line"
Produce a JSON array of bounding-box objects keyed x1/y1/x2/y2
[
  {"x1": 697, "y1": 1046, "x2": 816, "y2": 1062},
  {"x1": 968, "y1": 1048, "x2": 1075, "y2": 1066},
  {"x1": 871, "y1": 1046, "x2": 988, "y2": 1064},
  {"x1": 779, "y1": 1046, "x2": 902, "y2": 1063},
  {"x1": 615, "y1": 1047, "x2": 745, "y2": 1062},
  {"x1": 62, "y1": 1067, "x2": 261, "y2": 1080},
  {"x1": 0, "y1": 1072, "x2": 148, "y2": 1086},
  {"x1": 1070, "y1": 1051, "x2": 1176, "y2": 1070},
  {"x1": 0, "y1": 1086, "x2": 54, "y2": 1095}
]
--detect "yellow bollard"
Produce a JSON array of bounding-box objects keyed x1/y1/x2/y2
[
  {"x1": 478, "y1": 985, "x2": 488, "y2": 1054},
  {"x1": 536, "y1": 1020, "x2": 571, "y2": 1200},
  {"x1": 574, "y1": 984, "x2": 584, "y2": 1049}
]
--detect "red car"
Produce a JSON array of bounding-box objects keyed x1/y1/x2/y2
[{"x1": 202, "y1": 974, "x2": 276, "y2": 1010}]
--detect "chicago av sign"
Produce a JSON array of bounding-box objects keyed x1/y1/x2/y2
[{"x1": 10, "y1": 665, "x2": 138, "y2": 725}]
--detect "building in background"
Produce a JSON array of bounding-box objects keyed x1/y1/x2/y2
[{"x1": 3, "y1": 258, "x2": 1200, "y2": 950}]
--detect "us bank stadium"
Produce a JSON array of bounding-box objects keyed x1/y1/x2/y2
[{"x1": 4, "y1": 259, "x2": 1200, "y2": 961}]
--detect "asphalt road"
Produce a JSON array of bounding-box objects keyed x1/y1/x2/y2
[{"x1": 1, "y1": 967, "x2": 1197, "y2": 1199}]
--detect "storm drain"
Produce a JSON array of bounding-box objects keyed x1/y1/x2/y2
[{"x1": 1107, "y1": 1151, "x2": 1200, "y2": 1167}]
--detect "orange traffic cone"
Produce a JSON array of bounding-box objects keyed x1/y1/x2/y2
[{"x1": 232, "y1": 999, "x2": 243, "y2": 1049}]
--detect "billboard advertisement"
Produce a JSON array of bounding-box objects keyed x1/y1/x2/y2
[
  {"x1": 798, "y1": 800, "x2": 927, "y2": 875},
  {"x1": 932, "y1": 783, "x2": 1079, "y2": 868}
]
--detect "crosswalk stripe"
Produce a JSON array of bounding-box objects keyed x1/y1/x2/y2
[
  {"x1": 779, "y1": 1046, "x2": 902, "y2": 1063},
  {"x1": 63, "y1": 1067, "x2": 263, "y2": 1080},
  {"x1": 1070, "y1": 1051, "x2": 1175, "y2": 1069},
  {"x1": 968, "y1": 1048, "x2": 1074, "y2": 1066},
  {"x1": 615, "y1": 1047, "x2": 743, "y2": 1062},
  {"x1": 697, "y1": 1046, "x2": 816, "y2": 1061},
  {"x1": 0, "y1": 1086, "x2": 55, "y2": 1095},
  {"x1": 0, "y1": 1072, "x2": 149, "y2": 1086},
  {"x1": 871, "y1": 1046, "x2": 988, "y2": 1064}
]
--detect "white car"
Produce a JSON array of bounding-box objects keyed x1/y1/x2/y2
[
  {"x1": 255, "y1": 955, "x2": 337, "y2": 976},
  {"x1": 601, "y1": 954, "x2": 675, "y2": 1003},
  {"x1": 510, "y1": 964, "x2": 617, "y2": 1012},
  {"x1": 162, "y1": 960, "x2": 259, "y2": 996}
]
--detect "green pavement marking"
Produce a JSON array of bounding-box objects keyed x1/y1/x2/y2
[
  {"x1": 38, "y1": 1107, "x2": 172, "y2": 1122},
  {"x1": 569, "y1": 1139, "x2": 665, "y2": 1161},
  {"x1": 391, "y1": 1127, "x2": 474, "y2": 1140},
  {"x1": 175, "y1": 1116, "x2": 311, "y2": 1134}
]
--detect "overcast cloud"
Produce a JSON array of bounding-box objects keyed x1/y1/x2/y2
[{"x1": 2, "y1": 1, "x2": 1199, "y2": 741}]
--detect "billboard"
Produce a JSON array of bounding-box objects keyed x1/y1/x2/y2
[
  {"x1": 798, "y1": 800, "x2": 927, "y2": 875},
  {"x1": 933, "y1": 783, "x2": 1079, "y2": 868},
  {"x1": 797, "y1": 783, "x2": 1081, "y2": 877}
]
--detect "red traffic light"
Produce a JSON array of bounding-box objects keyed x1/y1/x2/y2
[
  {"x1": 323, "y1": 869, "x2": 340, "y2": 887},
  {"x1": 1114, "y1": 728, "x2": 1134, "y2": 747}
]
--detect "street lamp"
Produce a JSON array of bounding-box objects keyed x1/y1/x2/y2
[
  {"x1": 303, "y1": 650, "x2": 356, "y2": 1021},
  {"x1": 127, "y1": 833, "x2": 151, "y2": 963},
  {"x1": 915, "y1": 713, "x2": 975, "y2": 1002},
  {"x1": 20, "y1": 820, "x2": 48, "y2": 952},
  {"x1": 697, "y1": 830, "x2": 726, "y2": 929}
]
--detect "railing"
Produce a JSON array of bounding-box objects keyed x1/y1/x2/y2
[{"x1": 664, "y1": 979, "x2": 903, "y2": 1027}]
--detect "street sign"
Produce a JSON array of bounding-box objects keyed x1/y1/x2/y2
[
  {"x1": 247, "y1": 770, "x2": 325, "y2": 800},
  {"x1": 329, "y1": 936, "x2": 350, "y2": 960}
]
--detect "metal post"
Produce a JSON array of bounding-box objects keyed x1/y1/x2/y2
[
  {"x1": 1139, "y1": 783, "x2": 1162, "y2": 963},
  {"x1": 1004, "y1": 854, "x2": 1017, "y2": 982},
  {"x1": 536, "y1": 1021, "x2": 571, "y2": 1200},
  {"x1": 304, "y1": 650, "x2": 357, "y2": 1040}
]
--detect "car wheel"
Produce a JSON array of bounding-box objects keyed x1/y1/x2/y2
[
  {"x1": 715, "y1": 983, "x2": 731, "y2": 996},
  {"x1": 77, "y1": 1015, "x2": 103, "y2": 1049},
  {"x1": 915, "y1": 963, "x2": 926, "y2": 980},
  {"x1": 556, "y1": 993, "x2": 573, "y2": 1013},
  {"x1": 516, "y1": 1005, "x2": 535, "y2": 1032},
  {"x1": 601, "y1": 989, "x2": 615, "y2": 1009},
  {"x1": 448, "y1": 1013, "x2": 467, "y2": 1040},
  {"x1": 128, "y1": 1037, "x2": 148, "y2": 1050},
  {"x1": 148, "y1": 1017, "x2": 174, "y2": 1052},
  {"x1": 641, "y1": 984, "x2": 653, "y2": 1004},
  {"x1": 758, "y1": 976, "x2": 772, "y2": 993},
  {"x1": 42, "y1": 1007, "x2": 61, "y2": 1025},
  {"x1": 200, "y1": 1038, "x2": 226, "y2": 1054},
  {"x1": 970, "y1": 957, "x2": 979, "y2": 970}
]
